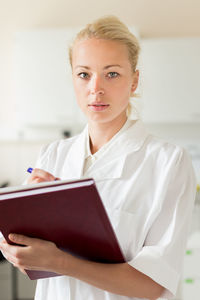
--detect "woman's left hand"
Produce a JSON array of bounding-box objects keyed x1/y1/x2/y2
[
  {"x1": 0, "y1": 234, "x2": 64, "y2": 274},
  {"x1": 0, "y1": 234, "x2": 164, "y2": 299}
]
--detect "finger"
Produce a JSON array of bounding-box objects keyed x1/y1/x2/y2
[
  {"x1": 0, "y1": 240, "x2": 29, "y2": 267},
  {"x1": 0, "y1": 246, "x2": 17, "y2": 265},
  {"x1": 0, "y1": 239, "x2": 6, "y2": 246},
  {"x1": 30, "y1": 177, "x2": 47, "y2": 184},
  {"x1": 0, "y1": 242, "x2": 6, "y2": 251},
  {"x1": 0, "y1": 240, "x2": 18, "y2": 256},
  {"x1": 19, "y1": 267, "x2": 27, "y2": 275},
  {"x1": 8, "y1": 234, "x2": 47, "y2": 248},
  {"x1": 8, "y1": 234, "x2": 35, "y2": 246},
  {"x1": 28, "y1": 168, "x2": 55, "y2": 183},
  {"x1": 33, "y1": 168, "x2": 55, "y2": 181}
]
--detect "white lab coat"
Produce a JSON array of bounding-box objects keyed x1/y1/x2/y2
[{"x1": 34, "y1": 119, "x2": 196, "y2": 300}]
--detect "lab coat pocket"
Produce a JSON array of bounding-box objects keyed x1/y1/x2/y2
[{"x1": 106, "y1": 207, "x2": 138, "y2": 260}]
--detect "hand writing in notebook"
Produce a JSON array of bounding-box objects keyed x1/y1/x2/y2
[{"x1": 27, "y1": 168, "x2": 60, "y2": 184}]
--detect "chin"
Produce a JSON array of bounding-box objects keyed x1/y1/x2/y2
[
  {"x1": 88, "y1": 115, "x2": 122, "y2": 125},
  {"x1": 85, "y1": 108, "x2": 127, "y2": 124}
]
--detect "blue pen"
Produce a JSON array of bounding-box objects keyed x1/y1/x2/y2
[{"x1": 27, "y1": 167, "x2": 34, "y2": 174}]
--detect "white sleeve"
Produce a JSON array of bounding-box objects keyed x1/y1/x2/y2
[{"x1": 128, "y1": 149, "x2": 196, "y2": 299}]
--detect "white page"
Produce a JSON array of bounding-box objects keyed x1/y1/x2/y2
[{"x1": 0, "y1": 178, "x2": 94, "y2": 200}]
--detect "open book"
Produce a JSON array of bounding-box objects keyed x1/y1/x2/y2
[{"x1": 0, "y1": 178, "x2": 125, "y2": 280}]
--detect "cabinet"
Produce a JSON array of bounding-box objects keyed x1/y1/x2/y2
[{"x1": 138, "y1": 37, "x2": 200, "y2": 123}]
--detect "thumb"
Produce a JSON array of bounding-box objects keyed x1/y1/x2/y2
[{"x1": 9, "y1": 234, "x2": 35, "y2": 246}]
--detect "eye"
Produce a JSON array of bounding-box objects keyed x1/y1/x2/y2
[
  {"x1": 77, "y1": 72, "x2": 89, "y2": 79},
  {"x1": 107, "y1": 72, "x2": 119, "y2": 78}
]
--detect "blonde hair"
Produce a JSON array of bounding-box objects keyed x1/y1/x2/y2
[{"x1": 68, "y1": 15, "x2": 141, "y2": 118}]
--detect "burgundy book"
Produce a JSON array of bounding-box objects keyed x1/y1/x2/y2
[{"x1": 0, "y1": 178, "x2": 125, "y2": 280}]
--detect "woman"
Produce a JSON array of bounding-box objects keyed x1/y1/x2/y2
[{"x1": 0, "y1": 16, "x2": 196, "y2": 300}]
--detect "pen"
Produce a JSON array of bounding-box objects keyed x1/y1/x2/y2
[{"x1": 27, "y1": 167, "x2": 34, "y2": 174}]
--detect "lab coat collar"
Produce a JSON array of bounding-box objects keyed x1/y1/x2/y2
[{"x1": 62, "y1": 119, "x2": 150, "y2": 180}]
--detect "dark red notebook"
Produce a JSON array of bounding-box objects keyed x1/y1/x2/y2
[{"x1": 0, "y1": 178, "x2": 125, "y2": 280}]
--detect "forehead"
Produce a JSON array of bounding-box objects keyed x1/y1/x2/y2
[{"x1": 72, "y1": 38, "x2": 130, "y2": 68}]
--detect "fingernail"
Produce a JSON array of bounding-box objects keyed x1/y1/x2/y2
[{"x1": 9, "y1": 234, "x2": 15, "y2": 240}]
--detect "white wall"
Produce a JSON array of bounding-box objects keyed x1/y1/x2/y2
[{"x1": 0, "y1": 141, "x2": 43, "y2": 186}]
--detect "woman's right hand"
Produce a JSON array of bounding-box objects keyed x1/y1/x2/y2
[{"x1": 27, "y1": 168, "x2": 59, "y2": 184}]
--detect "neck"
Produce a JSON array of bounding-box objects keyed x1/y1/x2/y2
[{"x1": 88, "y1": 114, "x2": 128, "y2": 155}]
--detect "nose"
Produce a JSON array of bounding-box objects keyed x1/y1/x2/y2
[{"x1": 90, "y1": 75, "x2": 104, "y2": 95}]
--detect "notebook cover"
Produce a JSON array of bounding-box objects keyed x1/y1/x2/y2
[{"x1": 0, "y1": 178, "x2": 125, "y2": 280}]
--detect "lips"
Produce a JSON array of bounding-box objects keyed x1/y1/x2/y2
[
  {"x1": 88, "y1": 103, "x2": 110, "y2": 111},
  {"x1": 88, "y1": 102, "x2": 109, "y2": 106}
]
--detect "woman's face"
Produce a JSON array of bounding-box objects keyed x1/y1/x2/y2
[{"x1": 72, "y1": 38, "x2": 139, "y2": 125}]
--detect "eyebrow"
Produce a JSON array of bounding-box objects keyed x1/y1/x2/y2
[{"x1": 75, "y1": 64, "x2": 123, "y2": 70}]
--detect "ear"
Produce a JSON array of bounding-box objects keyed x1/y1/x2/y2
[{"x1": 130, "y1": 70, "x2": 139, "y2": 96}]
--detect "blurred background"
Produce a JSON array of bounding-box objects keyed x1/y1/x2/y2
[{"x1": 0, "y1": 0, "x2": 200, "y2": 299}]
